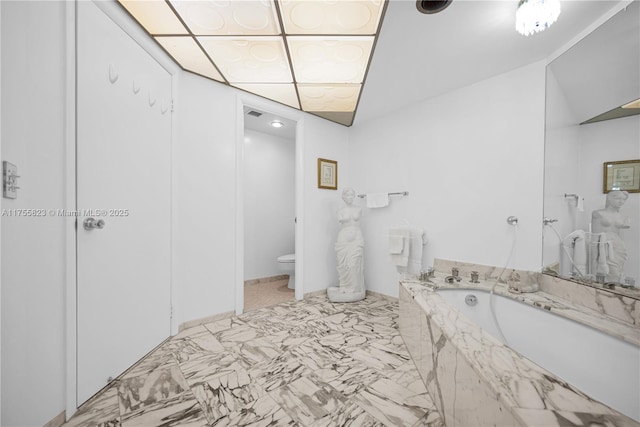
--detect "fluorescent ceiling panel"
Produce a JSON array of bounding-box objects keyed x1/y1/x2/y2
[
  {"x1": 117, "y1": 0, "x2": 387, "y2": 126},
  {"x1": 119, "y1": 0, "x2": 188, "y2": 35},
  {"x1": 199, "y1": 37, "x2": 292, "y2": 83},
  {"x1": 279, "y1": 0, "x2": 384, "y2": 35},
  {"x1": 288, "y1": 36, "x2": 374, "y2": 83},
  {"x1": 169, "y1": 0, "x2": 281, "y2": 36},
  {"x1": 155, "y1": 36, "x2": 224, "y2": 81},
  {"x1": 622, "y1": 98, "x2": 640, "y2": 109},
  {"x1": 298, "y1": 84, "x2": 361, "y2": 111},
  {"x1": 233, "y1": 83, "x2": 300, "y2": 109}
]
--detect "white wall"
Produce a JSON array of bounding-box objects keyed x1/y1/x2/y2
[
  {"x1": 349, "y1": 62, "x2": 546, "y2": 297},
  {"x1": 171, "y1": 71, "x2": 239, "y2": 328},
  {"x1": 243, "y1": 129, "x2": 295, "y2": 281},
  {"x1": 301, "y1": 115, "x2": 351, "y2": 293},
  {"x1": 1, "y1": 1, "x2": 67, "y2": 425}
]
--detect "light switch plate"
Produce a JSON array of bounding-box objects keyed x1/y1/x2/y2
[{"x1": 3, "y1": 161, "x2": 18, "y2": 199}]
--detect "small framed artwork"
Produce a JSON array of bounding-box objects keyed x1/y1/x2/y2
[
  {"x1": 318, "y1": 158, "x2": 338, "y2": 190},
  {"x1": 603, "y1": 159, "x2": 640, "y2": 193}
]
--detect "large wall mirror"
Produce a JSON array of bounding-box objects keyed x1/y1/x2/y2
[{"x1": 543, "y1": 1, "x2": 640, "y2": 294}]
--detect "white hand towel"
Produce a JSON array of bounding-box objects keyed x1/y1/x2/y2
[
  {"x1": 389, "y1": 235, "x2": 404, "y2": 254},
  {"x1": 389, "y1": 227, "x2": 410, "y2": 268},
  {"x1": 406, "y1": 227, "x2": 425, "y2": 274},
  {"x1": 366, "y1": 193, "x2": 389, "y2": 208}
]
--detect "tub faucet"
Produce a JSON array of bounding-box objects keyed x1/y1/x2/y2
[{"x1": 444, "y1": 275, "x2": 461, "y2": 283}]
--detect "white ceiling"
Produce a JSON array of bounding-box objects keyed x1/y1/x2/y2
[
  {"x1": 235, "y1": 0, "x2": 629, "y2": 130},
  {"x1": 354, "y1": 0, "x2": 621, "y2": 125},
  {"x1": 244, "y1": 107, "x2": 297, "y2": 140}
]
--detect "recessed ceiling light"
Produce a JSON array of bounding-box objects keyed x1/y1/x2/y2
[
  {"x1": 416, "y1": 0, "x2": 453, "y2": 15},
  {"x1": 270, "y1": 120, "x2": 284, "y2": 128}
]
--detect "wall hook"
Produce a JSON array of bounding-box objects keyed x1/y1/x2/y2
[
  {"x1": 132, "y1": 80, "x2": 140, "y2": 94},
  {"x1": 148, "y1": 92, "x2": 156, "y2": 108},
  {"x1": 108, "y1": 64, "x2": 119, "y2": 84},
  {"x1": 160, "y1": 100, "x2": 168, "y2": 114}
]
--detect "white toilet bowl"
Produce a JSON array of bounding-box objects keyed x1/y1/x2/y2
[{"x1": 277, "y1": 253, "x2": 295, "y2": 289}]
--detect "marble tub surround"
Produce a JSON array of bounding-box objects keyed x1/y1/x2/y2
[
  {"x1": 434, "y1": 258, "x2": 639, "y2": 329},
  {"x1": 64, "y1": 294, "x2": 443, "y2": 427},
  {"x1": 400, "y1": 281, "x2": 640, "y2": 427},
  {"x1": 538, "y1": 273, "x2": 639, "y2": 327},
  {"x1": 433, "y1": 258, "x2": 540, "y2": 291},
  {"x1": 408, "y1": 271, "x2": 638, "y2": 347}
]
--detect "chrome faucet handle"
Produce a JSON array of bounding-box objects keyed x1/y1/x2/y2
[{"x1": 543, "y1": 217, "x2": 558, "y2": 225}]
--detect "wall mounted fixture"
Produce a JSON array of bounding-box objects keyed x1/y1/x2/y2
[
  {"x1": 515, "y1": 0, "x2": 561, "y2": 36},
  {"x1": 118, "y1": 0, "x2": 388, "y2": 127},
  {"x1": 3, "y1": 161, "x2": 19, "y2": 199}
]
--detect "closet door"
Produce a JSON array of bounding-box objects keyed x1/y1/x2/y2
[{"x1": 76, "y1": 1, "x2": 171, "y2": 405}]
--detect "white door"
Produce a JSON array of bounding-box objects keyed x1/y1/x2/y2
[{"x1": 76, "y1": 2, "x2": 172, "y2": 405}]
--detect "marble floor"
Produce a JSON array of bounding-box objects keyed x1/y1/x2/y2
[{"x1": 63, "y1": 294, "x2": 443, "y2": 427}]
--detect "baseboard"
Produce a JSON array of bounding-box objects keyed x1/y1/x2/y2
[
  {"x1": 366, "y1": 289, "x2": 398, "y2": 302},
  {"x1": 244, "y1": 275, "x2": 289, "y2": 286},
  {"x1": 178, "y1": 310, "x2": 235, "y2": 332},
  {"x1": 43, "y1": 411, "x2": 66, "y2": 427}
]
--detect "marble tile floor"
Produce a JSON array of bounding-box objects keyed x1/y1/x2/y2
[{"x1": 63, "y1": 294, "x2": 443, "y2": 427}]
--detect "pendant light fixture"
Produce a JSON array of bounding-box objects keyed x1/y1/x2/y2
[{"x1": 515, "y1": 0, "x2": 561, "y2": 36}]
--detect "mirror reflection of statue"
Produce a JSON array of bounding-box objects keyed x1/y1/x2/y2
[
  {"x1": 328, "y1": 187, "x2": 366, "y2": 303},
  {"x1": 591, "y1": 190, "x2": 631, "y2": 283}
]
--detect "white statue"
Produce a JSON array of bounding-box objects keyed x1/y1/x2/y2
[
  {"x1": 591, "y1": 190, "x2": 631, "y2": 283},
  {"x1": 328, "y1": 187, "x2": 366, "y2": 303}
]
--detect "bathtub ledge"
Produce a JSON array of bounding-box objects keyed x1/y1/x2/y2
[
  {"x1": 400, "y1": 280, "x2": 640, "y2": 427},
  {"x1": 405, "y1": 274, "x2": 639, "y2": 347}
]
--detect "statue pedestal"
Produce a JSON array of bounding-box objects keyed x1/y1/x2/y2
[{"x1": 327, "y1": 286, "x2": 365, "y2": 303}]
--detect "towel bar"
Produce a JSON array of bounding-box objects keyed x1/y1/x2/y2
[{"x1": 357, "y1": 191, "x2": 408, "y2": 198}]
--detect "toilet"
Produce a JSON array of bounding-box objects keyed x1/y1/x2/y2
[{"x1": 277, "y1": 253, "x2": 295, "y2": 289}]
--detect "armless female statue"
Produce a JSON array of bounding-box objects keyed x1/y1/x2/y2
[
  {"x1": 591, "y1": 190, "x2": 631, "y2": 283},
  {"x1": 327, "y1": 187, "x2": 366, "y2": 303}
]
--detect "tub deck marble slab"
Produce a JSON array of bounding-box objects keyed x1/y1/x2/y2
[{"x1": 400, "y1": 279, "x2": 640, "y2": 427}]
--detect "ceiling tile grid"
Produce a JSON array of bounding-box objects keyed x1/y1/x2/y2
[{"x1": 118, "y1": 0, "x2": 387, "y2": 126}]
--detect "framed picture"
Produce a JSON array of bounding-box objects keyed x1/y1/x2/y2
[
  {"x1": 318, "y1": 158, "x2": 338, "y2": 190},
  {"x1": 603, "y1": 159, "x2": 640, "y2": 193}
]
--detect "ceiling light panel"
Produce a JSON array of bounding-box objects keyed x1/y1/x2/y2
[
  {"x1": 119, "y1": 0, "x2": 188, "y2": 35},
  {"x1": 298, "y1": 84, "x2": 361, "y2": 112},
  {"x1": 278, "y1": 0, "x2": 384, "y2": 35},
  {"x1": 169, "y1": 0, "x2": 281, "y2": 36},
  {"x1": 155, "y1": 36, "x2": 225, "y2": 81},
  {"x1": 117, "y1": 0, "x2": 388, "y2": 126},
  {"x1": 199, "y1": 37, "x2": 292, "y2": 83},
  {"x1": 233, "y1": 83, "x2": 300, "y2": 109},
  {"x1": 288, "y1": 36, "x2": 374, "y2": 83}
]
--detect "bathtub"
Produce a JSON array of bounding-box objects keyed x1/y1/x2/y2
[
  {"x1": 399, "y1": 281, "x2": 640, "y2": 426},
  {"x1": 437, "y1": 288, "x2": 640, "y2": 422}
]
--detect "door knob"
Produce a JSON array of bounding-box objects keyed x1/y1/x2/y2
[{"x1": 83, "y1": 217, "x2": 106, "y2": 230}]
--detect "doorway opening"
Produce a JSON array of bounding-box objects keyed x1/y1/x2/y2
[{"x1": 235, "y1": 98, "x2": 304, "y2": 315}]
